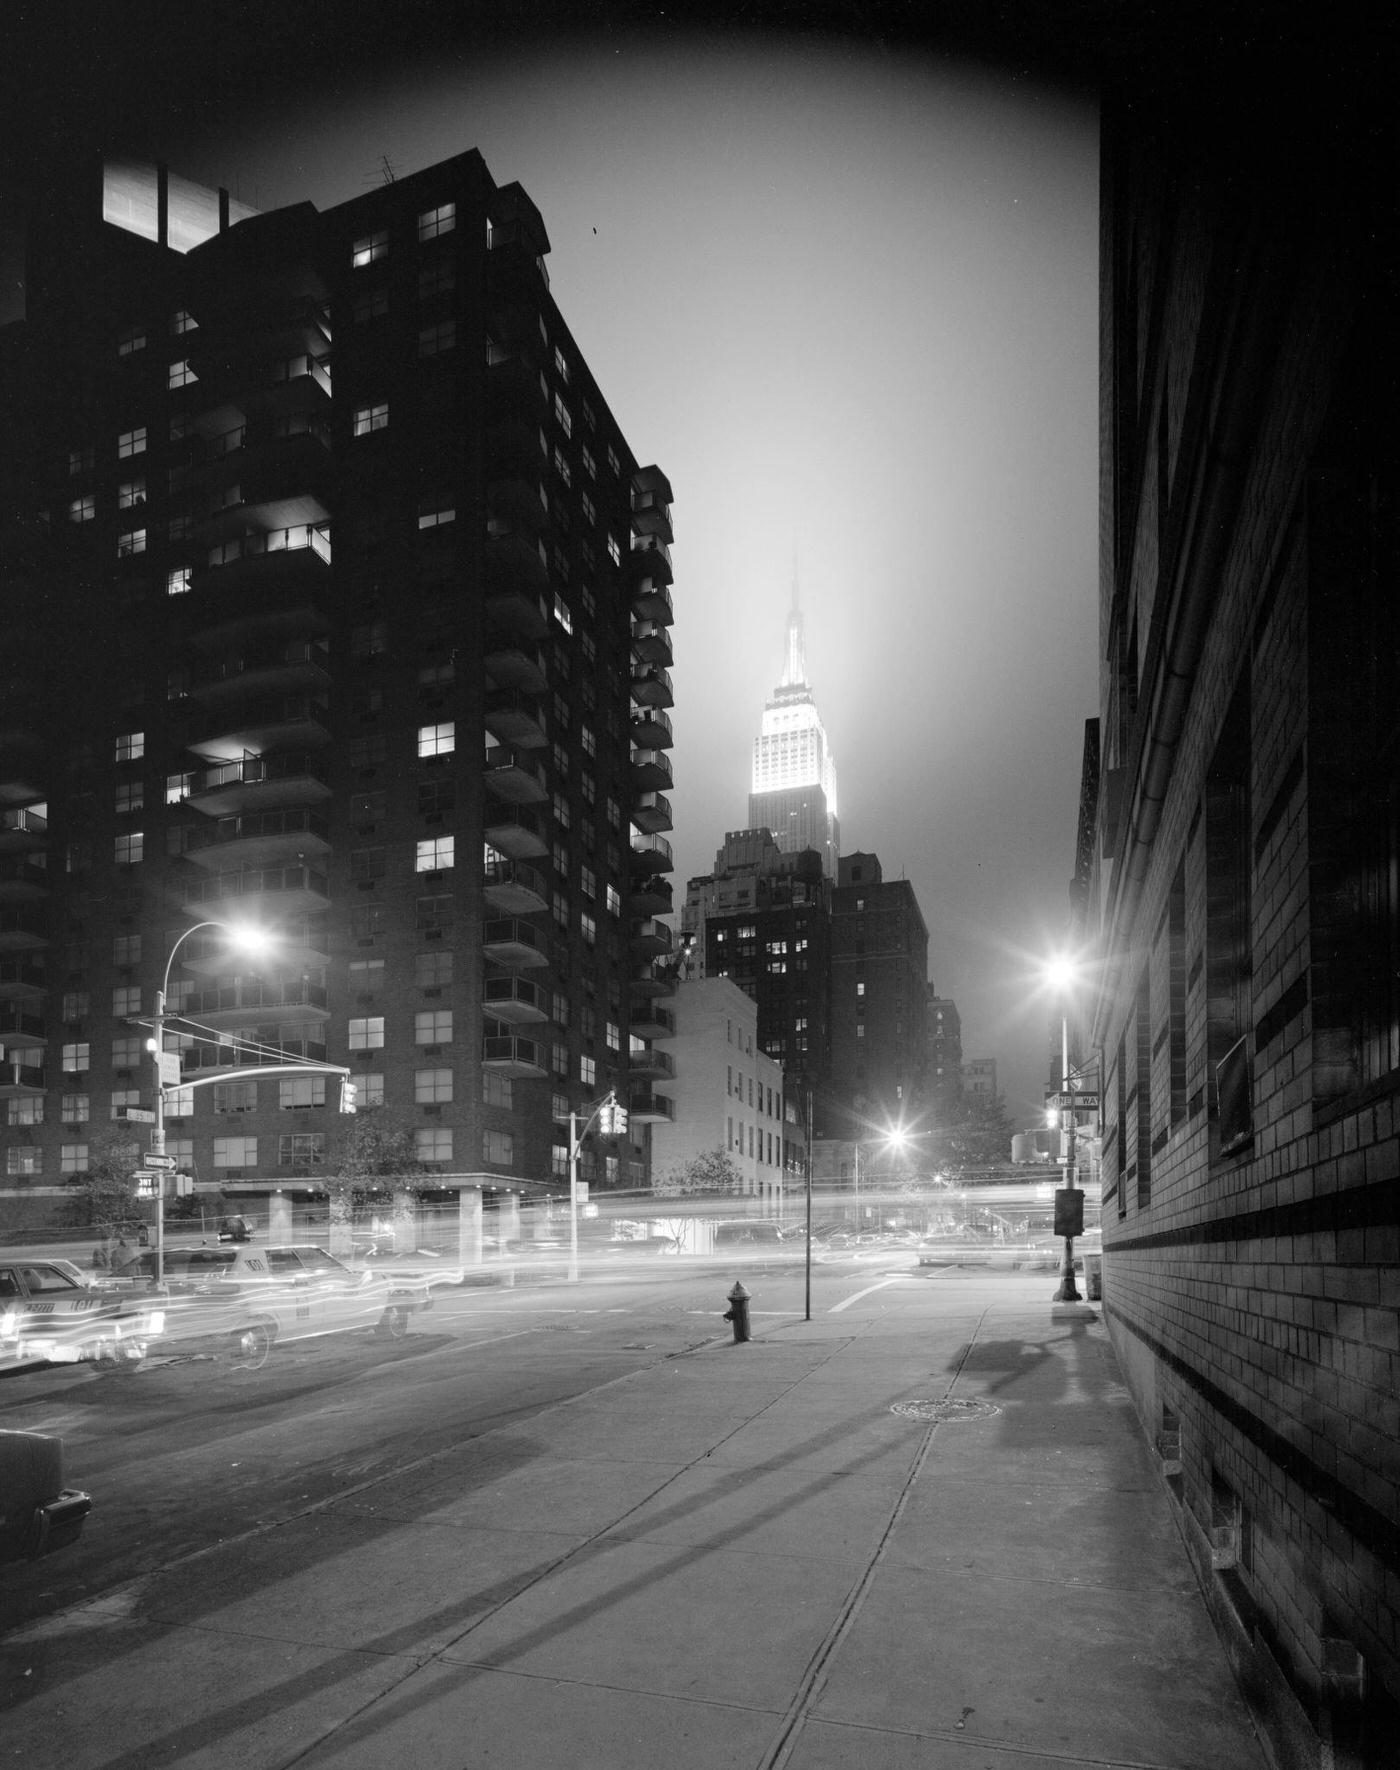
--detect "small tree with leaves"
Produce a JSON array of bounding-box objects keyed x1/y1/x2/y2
[
  {"x1": 653, "y1": 1147, "x2": 745, "y2": 1198},
  {"x1": 323, "y1": 1107, "x2": 425, "y2": 1255},
  {"x1": 67, "y1": 1129, "x2": 145, "y2": 1266}
]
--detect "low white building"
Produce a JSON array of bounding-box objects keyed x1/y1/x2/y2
[{"x1": 650, "y1": 978, "x2": 786, "y2": 1209}]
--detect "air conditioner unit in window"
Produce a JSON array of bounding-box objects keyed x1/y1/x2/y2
[
  {"x1": 357, "y1": 881, "x2": 377, "y2": 891},
  {"x1": 355, "y1": 993, "x2": 376, "y2": 1005},
  {"x1": 422, "y1": 1044, "x2": 443, "y2": 1056},
  {"x1": 423, "y1": 1104, "x2": 442, "y2": 1115},
  {"x1": 425, "y1": 928, "x2": 443, "y2": 940},
  {"x1": 423, "y1": 987, "x2": 442, "y2": 999},
  {"x1": 425, "y1": 813, "x2": 444, "y2": 825},
  {"x1": 357, "y1": 938, "x2": 376, "y2": 948}
]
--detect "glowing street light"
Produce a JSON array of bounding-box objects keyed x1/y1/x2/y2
[{"x1": 148, "y1": 921, "x2": 277, "y2": 1282}]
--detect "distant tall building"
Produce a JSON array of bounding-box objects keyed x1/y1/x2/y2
[
  {"x1": 682, "y1": 833, "x2": 831, "y2": 1131},
  {"x1": 927, "y1": 992, "x2": 962, "y2": 1112},
  {"x1": 962, "y1": 1058, "x2": 998, "y2": 1101},
  {"x1": 748, "y1": 579, "x2": 839, "y2": 876},
  {"x1": 828, "y1": 853, "x2": 929, "y2": 1137},
  {"x1": 0, "y1": 149, "x2": 676, "y2": 1233}
]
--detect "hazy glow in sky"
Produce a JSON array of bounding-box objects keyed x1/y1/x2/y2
[{"x1": 93, "y1": 28, "x2": 1100, "y2": 1123}]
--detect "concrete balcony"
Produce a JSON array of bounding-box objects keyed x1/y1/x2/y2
[
  {"x1": 0, "y1": 857, "x2": 49, "y2": 901},
  {"x1": 184, "y1": 980, "x2": 330, "y2": 1023},
  {"x1": 631, "y1": 918, "x2": 673, "y2": 957},
  {"x1": 631, "y1": 748, "x2": 673, "y2": 793},
  {"x1": 630, "y1": 706, "x2": 673, "y2": 751},
  {"x1": 631, "y1": 577, "x2": 673, "y2": 626},
  {"x1": 631, "y1": 618, "x2": 673, "y2": 666},
  {"x1": 628, "y1": 1046, "x2": 675, "y2": 1082},
  {"x1": 0, "y1": 1006, "x2": 47, "y2": 1048},
  {"x1": 630, "y1": 663, "x2": 673, "y2": 707},
  {"x1": 628, "y1": 1089, "x2": 675, "y2": 1124},
  {"x1": 630, "y1": 874, "x2": 674, "y2": 918},
  {"x1": 482, "y1": 1034, "x2": 548, "y2": 1079},
  {"x1": 0, "y1": 807, "x2": 47, "y2": 852},
  {"x1": 183, "y1": 808, "x2": 330, "y2": 871},
  {"x1": 483, "y1": 808, "x2": 549, "y2": 862},
  {"x1": 629, "y1": 484, "x2": 673, "y2": 546},
  {"x1": 0, "y1": 736, "x2": 46, "y2": 808},
  {"x1": 630, "y1": 831, "x2": 675, "y2": 873},
  {"x1": 178, "y1": 919, "x2": 330, "y2": 975},
  {"x1": 188, "y1": 637, "x2": 330, "y2": 705},
  {"x1": 627, "y1": 532, "x2": 673, "y2": 585},
  {"x1": 181, "y1": 863, "x2": 330, "y2": 918},
  {"x1": 631, "y1": 791, "x2": 673, "y2": 835},
  {"x1": 482, "y1": 976, "x2": 550, "y2": 1026},
  {"x1": 482, "y1": 857, "x2": 550, "y2": 915},
  {"x1": 181, "y1": 1033, "x2": 327, "y2": 1074},
  {"x1": 485, "y1": 689, "x2": 548, "y2": 750},
  {"x1": 483, "y1": 643, "x2": 549, "y2": 693},
  {"x1": 189, "y1": 693, "x2": 332, "y2": 762},
  {"x1": 482, "y1": 918, "x2": 550, "y2": 969},
  {"x1": 632, "y1": 960, "x2": 678, "y2": 1000},
  {"x1": 183, "y1": 752, "x2": 332, "y2": 815},
  {"x1": 0, "y1": 908, "x2": 48, "y2": 952},
  {"x1": 0, "y1": 1061, "x2": 45, "y2": 1098},
  {"x1": 629, "y1": 1000, "x2": 676, "y2": 1041},
  {"x1": 484, "y1": 744, "x2": 548, "y2": 805},
  {"x1": 0, "y1": 958, "x2": 46, "y2": 1001}
]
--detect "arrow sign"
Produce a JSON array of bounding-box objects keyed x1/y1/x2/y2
[
  {"x1": 1046, "y1": 1092, "x2": 1100, "y2": 1112},
  {"x1": 142, "y1": 1151, "x2": 178, "y2": 1169}
]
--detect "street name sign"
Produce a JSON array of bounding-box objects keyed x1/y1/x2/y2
[
  {"x1": 142, "y1": 1151, "x2": 178, "y2": 1168},
  {"x1": 1046, "y1": 1092, "x2": 1101, "y2": 1112},
  {"x1": 118, "y1": 1107, "x2": 156, "y2": 1123}
]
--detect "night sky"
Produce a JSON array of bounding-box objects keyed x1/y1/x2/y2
[{"x1": 4, "y1": 3, "x2": 1129, "y2": 1124}]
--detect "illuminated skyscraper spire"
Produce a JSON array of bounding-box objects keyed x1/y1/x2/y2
[{"x1": 749, "y1": 566, "x2": 840, "y2": 876}]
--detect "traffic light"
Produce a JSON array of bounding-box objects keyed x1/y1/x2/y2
[{"x1": 340, "y1": 1077, "x2": 357, "y2": 1114}]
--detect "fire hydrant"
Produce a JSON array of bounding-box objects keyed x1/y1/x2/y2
[{"x1": 723, "y1": 1280, "x2": 752, "y2": 1343}]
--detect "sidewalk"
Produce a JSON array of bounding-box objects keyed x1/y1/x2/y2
[{"x1": 3, "y1": 1275, "x2": 1268, "y2": 1769}]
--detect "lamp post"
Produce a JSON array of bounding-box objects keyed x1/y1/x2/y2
[
  {"x1": 148, "y1": 920, "x2": 275, "y2": 1284},
  {"x1": 567, "y1": 1089, "x2": 622, "y2": 1284},
  {"x1": 1045, "y1": 956, "x2": 1086, "y2": 1304}
]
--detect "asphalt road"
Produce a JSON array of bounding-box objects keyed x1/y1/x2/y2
[{"x1": 1, "y1": 1256, "x2": 939, "y2": 1632}]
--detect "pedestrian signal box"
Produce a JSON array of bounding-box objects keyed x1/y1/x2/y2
[{"x1": 1054, "y1": 1186, "x2": 1085, "y2": 1238}]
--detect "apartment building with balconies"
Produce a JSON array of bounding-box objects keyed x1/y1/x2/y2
[{"x1": 0, "y1": 149, "x2": 675, "y2": 1231}]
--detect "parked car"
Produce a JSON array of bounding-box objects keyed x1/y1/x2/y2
[
  {"x1": 0, "y1": 1258, "x2": 164, "y2": 1370},
  {"x1": 0, "y1": 1429, "x2": 91, "y2": 1562},
  {"x1": 114, "y1": 1243, "x2": 430, "y2": 1367}
]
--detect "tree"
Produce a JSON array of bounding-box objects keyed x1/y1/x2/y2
[
  {"x1": 653, "y1": 1147, "x2": 745, "y2": 1198},
  {"x1": 926, "y1": 1091, "x2": 1017, "y2": 1174},
  {"x1": 323, "y1": 1107, "x2": 425, "y2": 1254},
  {"x1": 65, "y1": 1129, "x2": 144, "y2": 1265}
]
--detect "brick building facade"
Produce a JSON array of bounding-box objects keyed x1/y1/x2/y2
[{"x1": 1084, "y1": 52, "x2": 1396, "y2": 1767}]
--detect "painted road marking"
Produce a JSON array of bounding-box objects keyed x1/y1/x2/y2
[{"x1": 829, "y1": 1275, "x2": 912, "y2": 1312}]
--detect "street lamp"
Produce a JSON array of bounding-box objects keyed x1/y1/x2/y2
[
  {"x1": 1044, "y1": 955, "x2": 1087, "y2": 1304},
  {"x1": 148, "y1": 920, "x2": 276, "y2": 1283},
  {"x1": 567, "y1": 1089, "x2": 624, "y2": 1283}
]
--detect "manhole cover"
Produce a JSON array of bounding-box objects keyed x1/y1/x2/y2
[{"x1": 890, "y1": 1398, "x2": 1001, "y2": 1423}]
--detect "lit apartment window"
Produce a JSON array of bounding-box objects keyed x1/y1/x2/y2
[
  {"x1": 60, "y1": 1144, "x2": 89, "y2": 1174},
  {"x1": 6, "y1": 1098, "x2": 43, "y2": 1126},
  {"x1": 114, "y1": 831, "x2": 143, "y2": 865},
  {"x1": 417, "y1": 503, "x2": 456, "y2": 529},
  {"x1": 117, "y1": 478, "x2": 146, "y2": 509},
  {"x1": 481, "y1": 1129, "x2": 512, "y2": 1166},
  {"x1": 167, "y1": 567, "x2": 191, "y2": 596},
  {"x1": 172, "y1": 308, "x2": 197, "y2": 335},
  {"x1": 348, "y1": 1016, "x2": 384, "y2": 1050},
  {"x1": 416, "y1": 202, "x2": 456, "y2": 241},
  {"x1": 117, "y1": 325, "x2": 146, "y2": 356},
  {"x1": 113, "y1": 934, "x2": 141, "y2": 965},
  {"x1": 581, "y1": 443, "x2": 596, "y2": 479},
  {"x1": 416, "y1": 836, "x2": 454, "y2": 872},
  {"x1": 112, "y1": 985, "x2": 141, "y2": 1015},
  {"x1": 165, "y1": 1086, "x2": 195, "y2": 1117},
  {"x1": 354, "y1": 403, "x2": 389, "y2": 437},
  {"x1": 417, "y1": 1128, "x2": 454, "y2": 1164},
  {"x1": 358, "y1": 1073, "x2": 385, "y2": 1106},
  {"x1": 553, "y1": 446, "x2": 572, "y2": 487},
  {"x1": 581, "y1": 491, "x2": 596, "y2": 527},
  {"x1": 213, "y1": 1137, "x2": 257, "y2": 1168},
  {"x1": 579, "y1": 1055, "x2": 596, "y2": 1085},
  {"x1": 553, "y1": 393, "x2": 572, "y2": 437},
  {"x1": 553, "y1": 593, "x2": 572, "y2": 633},
  {"x1": 418, "y1": 320, "x2": 456, "y2": 357},
  {"x1": 418, "y1": 721, "x2": 455, "y2": 757},
  {"x1": 607, "y1": 534, "x2": 621, "y2": 566},
  {"x1": 352, "y1": 230, "x2": 388, "y2": 267},
  {"x1": 6, "y1": 1149, "x2": 40, "y2": 1176},
  {"x1": 415, "y1": 1067, "x2": 453, "y2": 1103},
  {"x1": 484, "y1": 1071, "x2": 513, "y2": 1108},
  {"x1": 606, "y1": 1021, "x2": 621, "y2": 1053},
  {"x1": 117, "y1": 426, "x2": 147, "y2": 459},
  {"x1": 168, "y1": 359, "x2": 197, "y2": 389},
  {"x1": 68, "y1": 495, "x2": 95, "y2": 523},
  {"x1": 606, "y1": 884, "x2": 621, "y2": 915},
  {"x1": 60, "y1": 1094, "x2": 89, "y2": 1123},
  {"x1": 116, "y1": 527, "x2": 147, "y2": 557},
  {"x1": 415, "y1": 1010, "x2": 452, "y2": 1045}
]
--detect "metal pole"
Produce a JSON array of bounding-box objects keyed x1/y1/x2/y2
[
  {"x1": 1055, "y1": 1011, "x2": 1082, "y2": 1302},
  {"x1": 804, "y1": 1085, "x2": 813, "y2": 1322},
  {"x1": 568, "y1": 1110, "x2": 580, "y2": 1284},
  {"x1": 151, "y1": 986, "x2": 166, "y2": 1286}
]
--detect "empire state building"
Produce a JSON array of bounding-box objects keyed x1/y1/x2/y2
[{"x1": 748, "y1": 585, "x2": 840, "y2": 876}]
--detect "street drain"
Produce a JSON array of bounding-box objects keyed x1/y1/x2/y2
[{"x1": 890, "y1": 1398, "x2": 1000, "y2": 1423}]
